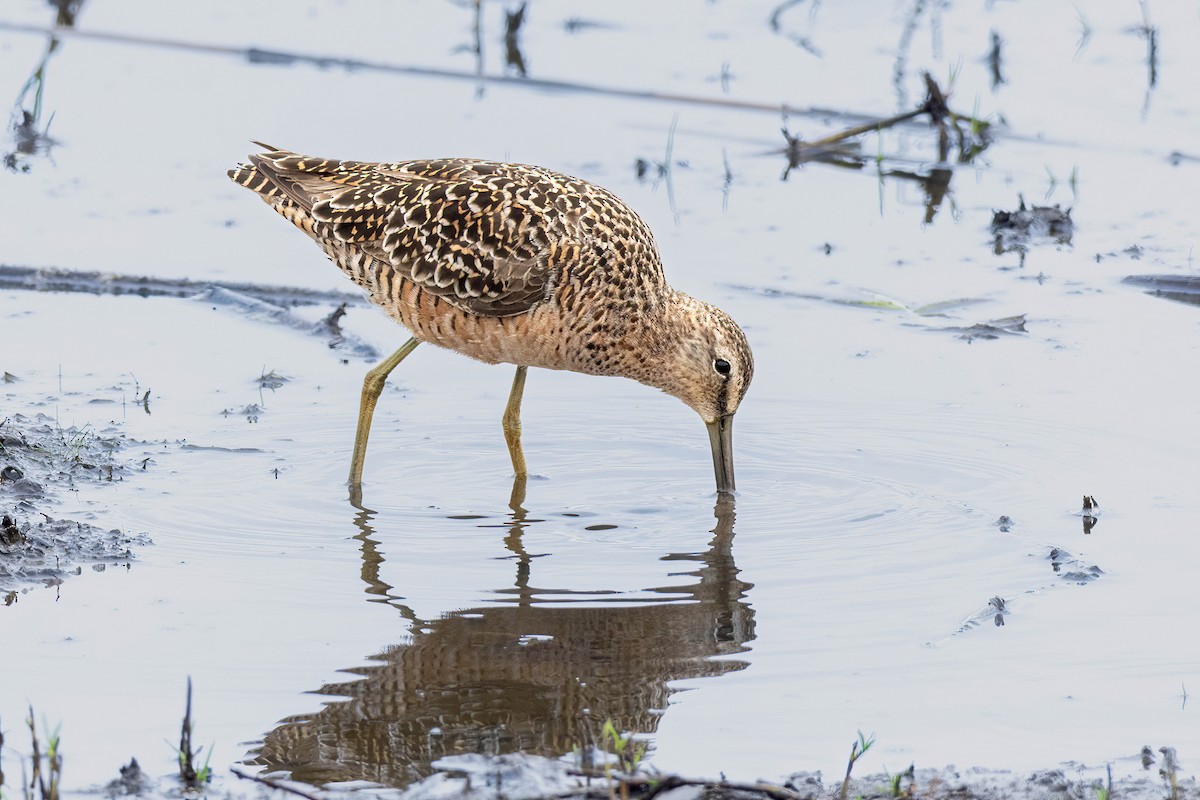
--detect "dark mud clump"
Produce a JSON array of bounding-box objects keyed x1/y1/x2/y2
[
  {"x1": 0, "y1": 413, "x2": 151, "y2": 595},
  {"x1": 991, "y1": 196, "x2": 1074, "y2": 254},
  {"x1": 103, "y1": 758, "x2": 154, "y2": 797},
  {"x1": 942, "y1": 313, "x2": 1028, "y2": 342},
  {"x1": 0, "y1": 514, "x2": 148, "y2": 595}
]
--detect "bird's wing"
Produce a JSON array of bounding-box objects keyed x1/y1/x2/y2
[{"x1": 229, "y1": 146, "x2": 616, "y2": 317}]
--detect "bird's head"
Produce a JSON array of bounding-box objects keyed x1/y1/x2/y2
[{"x1": 647, "y1": 294, "x2": 753, "y2": 493}]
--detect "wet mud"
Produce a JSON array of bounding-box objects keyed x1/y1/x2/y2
[
  {"x1": 232, "y1": 752, "x2": 1200, "y2": 800},
  {"x1": 0, "y1": 413, "x2": 150, "y2": 595}
]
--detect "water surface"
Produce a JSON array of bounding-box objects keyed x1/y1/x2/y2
[{"x1": 2, "y1": 0, "x2": 1198, "y2": 790}]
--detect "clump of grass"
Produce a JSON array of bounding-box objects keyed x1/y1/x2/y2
[
  {"x1": 838, "y1": 730, "x2": 875, "y2": 800},
  {"x1": 1095, "y1": 762, "x2": 1113, "y2": 800},
  {"x1": 888, "y1": 763, "x2": 914, "y2": 798},
  {"x1": 600, "y1": 719, "x2": 646, "y2": 776},
  {"x1": 570, "y1": 716, "x2": 652, "y2": 800},
  {"x1": 53, "y1": 422, "x2": 94, "y2": 465}
]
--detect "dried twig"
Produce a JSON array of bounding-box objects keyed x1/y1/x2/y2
[{"x1": 230, "y1": 765, "x2": 328, "y2": 800}]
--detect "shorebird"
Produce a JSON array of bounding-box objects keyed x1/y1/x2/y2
[{"x1": 229, "y1": 144, "x2": 752, "y2": 495}]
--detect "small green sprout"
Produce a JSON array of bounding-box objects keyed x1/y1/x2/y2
[{"x1": 838, "y1": 730, "x2": 875, "y2": 800}]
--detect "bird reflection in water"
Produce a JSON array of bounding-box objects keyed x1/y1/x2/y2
[{"x1": 248, "y1": 479, "x2": 754, "y2": 789}]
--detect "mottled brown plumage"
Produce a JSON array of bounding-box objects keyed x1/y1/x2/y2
[{"x1": 229, "y1": 144, "x2": 752, "y2": 492}]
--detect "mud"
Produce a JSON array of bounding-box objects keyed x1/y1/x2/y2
[
  {"x1": 781, "y1": 763, "x2": 1200, "y2": 800},
  {"x1": 0, "y1": 413, "x2": 150, "y2": 594},
  {"x1": 257, "y1": 752, "x2": 1200, "y2": 800},
  {"x1": 103, "y1": 758, "x2": 154, "y2": 798}
]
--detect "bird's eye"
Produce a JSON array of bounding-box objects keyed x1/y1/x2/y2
[{"x1": 714, "y1": 358, "x2": 731, "y2": 376}]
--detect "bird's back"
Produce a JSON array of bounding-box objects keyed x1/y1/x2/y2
[{"x1": 229, "y1": 148, "x2": 664, "y2": 317}]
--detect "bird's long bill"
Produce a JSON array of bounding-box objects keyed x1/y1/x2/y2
[{"x1": 706, "y1": 414, "x2": 736, "y2": 494}]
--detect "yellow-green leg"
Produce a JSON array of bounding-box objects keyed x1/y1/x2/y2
[
  {"x1": 502, "y1": 365, "x2": 529, "y2": 477},
  {"x1": 349, "y1": 337, "x2": 421, "y2": 489}
]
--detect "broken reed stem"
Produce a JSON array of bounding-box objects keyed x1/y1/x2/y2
[
  {"x1": 230, "y1": 765, "x2": 326, "y2": 800},
  {"x1": 806, "y1": 72, "x2": 987, "y2": 150},
  {"x1": 25, "y1": 708, "x2": 60, "y2": 800},
  {"x1": 805, "y1": 107, "x2": 927, "y2": 147},
  {"x1": 645, "y1": 775, "x2": 801, "y2": 800},
  {"x1": 178, "y1": 677, "x2": 196, "y2": 784},
  {"x1": 28, "y1": 708, "x2": 42, "y2": 800}
]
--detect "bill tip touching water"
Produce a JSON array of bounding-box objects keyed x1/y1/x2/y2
[{"x1": 228, "y1": 143, "x2": 752, "y2": 496}]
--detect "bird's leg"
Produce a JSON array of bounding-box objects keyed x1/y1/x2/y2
[
  {"x1": 508, "y1": 473, "x2": 528, "y2": 510},
  {"x1": 350, "y1": 337, "x2": 421, "y2": 490},
  {"x1": 501, "y1": 365, "x2": 529, "y2": 477}
]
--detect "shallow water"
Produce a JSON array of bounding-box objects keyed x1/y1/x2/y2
[{"x1": 2, "y1": 0, "x2": 1198, "y2": 792}]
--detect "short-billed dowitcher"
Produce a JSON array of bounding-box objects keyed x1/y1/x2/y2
[{"x1": 229, "y1": 145, "x2": 752, "y2": 494}]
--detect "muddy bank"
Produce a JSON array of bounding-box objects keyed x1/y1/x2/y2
[{"x1": 223, "y1": 752, "x2": 1200, "y2": 800}]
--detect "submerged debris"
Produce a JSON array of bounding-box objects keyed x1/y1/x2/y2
[
  {"x1": 321, "y1": 302, "x2": 349, "y2": 339},
  {"x1": 780, "y1": 73, "x2": 989, "y2": 165},
  {"x1": 779, "y1": 72, "x2": 990, "y2": 184},
  {"x1": 195, "y1": 286, "x2": 379, "y2": 360},
  {"x1": 220, "y1": 403, "x2": 263, "y2": 423},
  {"x1": 1081, "y1": 494, "x2": 1100, "y2": 534},
  {"x1": 504, "y1": 3, "x2": 529, "y2": 78},
  {"x1": 257, "y1": 368, "x2": 289, "y2": 391},
  {"x1": 991, "y1": 196, "x2": 1074, "y2": 255},
  {"x1": 950, "y1": 596, "x2": 1011, "y2": 637},
  {"x1": 103, "y1": 758, "x2": 153, "y2": 798},
  {"x1": 0, "y1": 264, "x2": 369, "y2": 310},
  {"x1": 941, "y1": 314, "x2": 1028, "y2": 342},
  {"x1": 1122, "y1": 274, "x2": 1200, "y2": 309},
  {"x1": 1048, "y1": 547, "x2": 1103, "y2": 584},
  {"x1": 989, "y1": 596, "x2": 1008, "y2": 626},
  {"x1": 987, "y1": 30, "x2": 1005, "y2": 89}
]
